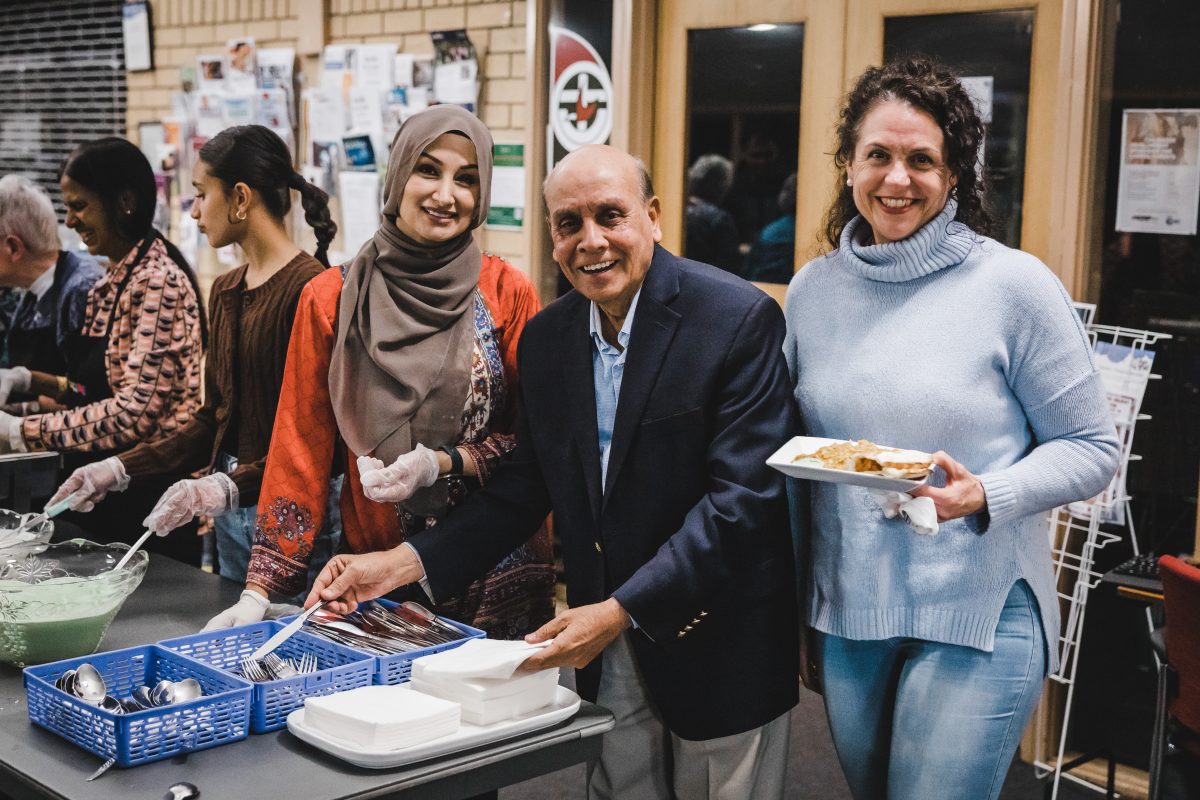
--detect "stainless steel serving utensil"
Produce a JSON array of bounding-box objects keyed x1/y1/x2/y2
[
  {"x1": 163, "y1": 781, "x2": 200, "y2": 799},
  {"x1": 85, "y1": 757, "x2": 115, "y2": 781},
  {"x1": 150, "y1": 679, "x2": 175, "y2": 706},
  {"x1": 9, "y1": 494, "x2": 77, "y2": 541},
  {"x1": 246, "y1": 600, "x2": 324, "y2": 661},
  {"x1": 71, "y1": 663, "x2": 107, "y2": 705},
  {"x1": 171, "y1": 678, "x2": 202, "y2": 703},
  {"x1": 55, "y1": 668, "x2": 77, "y2": 693},
  {"x1": 98, "y1": 695, "x2": 125, "y2": 714}
]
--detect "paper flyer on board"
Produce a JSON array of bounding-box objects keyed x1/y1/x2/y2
[
  {"x1": 1116, "y1": 109, "x2": 1200, "y2": 235},
  {"x1": 1068, "y1": 342, "x2": 1156, "y2": 524}
]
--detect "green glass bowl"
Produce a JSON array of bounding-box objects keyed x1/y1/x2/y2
[{"x1": 0, "y1": 538, "x2": 149, "y2": 666}]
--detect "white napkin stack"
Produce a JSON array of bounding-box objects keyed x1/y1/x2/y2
[
  {"x1": 409, "y1": 639, "x2": 558, "y2": 726},
  {"x1": 869, "y1": 490, "x2": 939, "y2": 535},
  {"x1": 304, "y1": 684, "x2": 460, "y2": 749}
]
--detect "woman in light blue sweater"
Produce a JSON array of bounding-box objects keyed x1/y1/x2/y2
[{"x1": 784, "y1": 57, "x2": 1119, "y2": 800}]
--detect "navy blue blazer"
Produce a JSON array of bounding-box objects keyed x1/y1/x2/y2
[{"x1": 410, "y1": 245, "x2": 800, "y2": 740}]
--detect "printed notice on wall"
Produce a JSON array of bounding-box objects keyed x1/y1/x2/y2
[
  {"x1": 487, "y1": 144, "x2": 525, "y2": 230},
  {"x1": 1116, "y1": 109, "x2": 1200, "y2": 235}
]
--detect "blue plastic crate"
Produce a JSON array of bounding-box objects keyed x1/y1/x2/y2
[
  {"x1": 279, "y1": 599, "x2": 485, "y2": 685},
  {"x1": 23, "y1": 644, "x2": 251, "y2": 767},
  {"x1": 159, "y1": 621, "x2": 374, "y2": 732}
]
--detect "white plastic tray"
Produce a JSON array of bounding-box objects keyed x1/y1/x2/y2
[
  {"x1": 286, "y1": 685, "x2": 582, "y2": 768},
  {"x1": 766, "y1": 436, "x2": 927, "y2": 492}
]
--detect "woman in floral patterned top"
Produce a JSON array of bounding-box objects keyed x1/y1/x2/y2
[
  {"x1": 205, "y1": 106, "x2": 555, "y2": 638},
  {"x1": 0, "y1": 138, "x2": 206, "y2": 562}
]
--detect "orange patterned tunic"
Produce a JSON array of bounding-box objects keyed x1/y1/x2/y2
[
  {"x1": 20, "y1": 238, "x2": 203, "y2": 453},
  {"x1": 248, "y1": 254, "x2": 555, "y2": 640}
]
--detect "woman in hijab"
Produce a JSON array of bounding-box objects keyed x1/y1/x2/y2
[{"x1": 205, "y1": 106, "x2": 556, "y2": 636}]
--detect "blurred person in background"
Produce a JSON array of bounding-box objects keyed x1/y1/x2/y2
[
  {"x1": 684, "y1": 153, "x2": 741, "y2": 275},
  {"x1": 745, "y1": 173, "x2": 797, "y2": 284},
  {"x1": 2, "y1": 137, "x2": 207, "y2": 564},
  {"x1": 0, "y1": 175, "x2": 102, "y2": 406},
  {"x1": 48, "y1": 126, "x2": 338, "y2": 585}
]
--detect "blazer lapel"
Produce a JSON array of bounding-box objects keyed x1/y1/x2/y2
[
  {"x1": 560, "y1": 296, "x2": 603, "y2": 522},
  {"x1": 602, "y1": 247, "x2": 681, "y2": 505}
]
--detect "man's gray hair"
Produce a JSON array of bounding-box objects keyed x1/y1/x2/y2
[
  {"x1": 686, "y1": 154, "x2": 733, "y2": 204},
  {"x1": 0, "y1": 175, "x2": 59, "y2": 256}
]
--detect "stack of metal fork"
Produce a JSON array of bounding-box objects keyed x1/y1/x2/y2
[
  {"x1": 239, "y1": 651, "x2": 318, "y2": 682},
  {"x1": 300, "y1": 601, "x2": 467, "y2": 656}
]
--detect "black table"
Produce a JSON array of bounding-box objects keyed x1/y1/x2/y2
[{"x1": 0, "y1": 555, "x2": 613, "y2": 799}]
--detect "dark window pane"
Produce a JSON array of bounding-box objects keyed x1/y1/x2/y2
[{"x1": 884, "y1": 11, "x2": 1033, "y2": 247}]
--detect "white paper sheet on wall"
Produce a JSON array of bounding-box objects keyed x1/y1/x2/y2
[{"x1": 338, "y1": 171, "x2": 382, "y2": 256}]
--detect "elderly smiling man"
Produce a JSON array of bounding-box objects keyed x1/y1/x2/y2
[{"x1": 309, "y1": 144, "x2": 801, "y2": 799}]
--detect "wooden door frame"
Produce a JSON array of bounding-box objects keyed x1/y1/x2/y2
[{"x1": 651, "y1": 0, "x2": 847, "y2": 286}]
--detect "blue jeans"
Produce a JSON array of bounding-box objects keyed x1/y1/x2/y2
[
  {"x1": 816, "y1": 580, "x2": 1046, "y2": 800},
  {"x1": 212, "y1": 475, "x2": 343, "y2": 599}
]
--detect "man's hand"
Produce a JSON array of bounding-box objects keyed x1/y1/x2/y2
[
  {"x1": 519, "y1": 598, "x2": 631, "y2": 671},
  {"x1": 909, "y1": 450, "x2": 987, "y2": 522},
  {"x1": 305, "y1": 546, "x2": 424, "y2": 614}
]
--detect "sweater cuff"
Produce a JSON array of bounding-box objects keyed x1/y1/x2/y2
[
  {"x1": 246, "y1": 545, "x2": 307, "y2": 598},
  {"x1": 978, "y1": 471, "x2": 1020, "y2": 529},
  {"x1": 20, "y1": 416, "x2": 45, "y2": 451}
]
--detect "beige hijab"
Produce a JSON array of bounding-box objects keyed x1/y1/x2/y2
[{"x1": 329, "y1": 106, "x2": 494, "y2": 512}]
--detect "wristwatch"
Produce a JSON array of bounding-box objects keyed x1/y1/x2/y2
[{"x1": 438, "y1": 445, "x2": 463, "y2": 477}]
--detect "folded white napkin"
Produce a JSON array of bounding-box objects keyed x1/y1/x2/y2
[
  {"x1": 411, "y1": 638, "x2": 553, "y2": 680},
  {"x1": 304, "y1": 684, "x2": 460, "y2": 749},
  {"x1": 869, "y1": 490, "x2": 939, "y2": 535},
  {"x1": 411, "y1": 671, "x2": 558, "y2": 726}
]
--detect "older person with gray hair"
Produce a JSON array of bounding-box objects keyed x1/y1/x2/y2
[
  {"x1": 0, "y1": 175, "x2": 102, "y2": 408},
  {"x1": 685, "y1": 153, "x2": 741, "y2": 275}
]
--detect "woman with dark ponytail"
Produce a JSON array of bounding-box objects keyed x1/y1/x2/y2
[
  {"x1": 49, "y1": 125, "x2": 341, "y2": 583},
  {"x1": 0, "y1": 136, "x2": 206, "y2": 562}
]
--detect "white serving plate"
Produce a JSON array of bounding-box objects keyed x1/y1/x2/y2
[
  {"x1": 766, "y1": 436, "x2": 928, "y2": 492},
  {"x1": 286, "y1": 685, "x2": 582, "y2": 768}
]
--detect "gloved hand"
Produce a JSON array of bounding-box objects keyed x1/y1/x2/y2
[
  {"x1": 0, "y1": 367, "x2": 31, "y2": 405},
  {"x1": 47, "y1": 457, "x2": 131, "y2": 512},
  {"x1": 0, "y1": 410, "x2": 26, "y2": 454},
  {"x1": 143, "y1": 472, "x2": 239, "y2": 535},
  {"x1": 357, "y1": 444, "x2": 441, "y2": 504},
  {"x1": 201, "y1": 589, "x2": 269, "y2": 631}
]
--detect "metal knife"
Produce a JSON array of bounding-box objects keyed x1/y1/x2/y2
[{"x1": 247, "y1": 600, "x2": 325, "y2": 661}]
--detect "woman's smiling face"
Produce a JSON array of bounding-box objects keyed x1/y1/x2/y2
[
  {"x1": 60, "y1": 175, "x2": 129, "y2": 262},
  {"x1": 848, "y1": 99, "x2": 956, "y2": 245},
  {"x1": 395, "y1": 133, "x2": 480, "y2": 245}
]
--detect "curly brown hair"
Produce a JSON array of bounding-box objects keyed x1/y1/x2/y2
[{"x1": 821, "y1": 55, "x2": 991, "y2": 250}]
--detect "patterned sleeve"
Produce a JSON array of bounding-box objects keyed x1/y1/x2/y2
[
  {"x1": 459, "y1": 256, "x2": 542, "y2": 484},
  {"x1": 246, "y1": 274, "x2": 340, "y2": 597},
  {"x1": 21, "y1": 256, "x2": 201, "y2": 452}
]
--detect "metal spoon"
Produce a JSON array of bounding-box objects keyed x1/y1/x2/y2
[
  {"x1": 163, "y1": 781, "x2": 200, "y2": 800},
  {"x1": 150, "y1": 679, "x2": 175, "y2": 706},
  {"x1": 170, "y1": 678, "x2": 202, "y2": 703},
  {"x1": 54, "y1": 669, "x2": 77, "y2": 693},
  {"x1": 131, "y1": 685, "x2": 155, "y2": 709},
  {"x1": 98, "y1": 695, "x2": 125, "y2": 715},
  {"x1": 72, "y1": 664, "x2": 107, "y2": 705}
]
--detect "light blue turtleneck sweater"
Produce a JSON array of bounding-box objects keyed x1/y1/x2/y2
[{"x1": 783, "y1": 201, "x2": 1119, "y2": 671}]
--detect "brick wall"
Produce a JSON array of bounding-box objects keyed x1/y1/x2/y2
[{"x1": 125, "y1": 0, "x2": 530, "y2": 271}]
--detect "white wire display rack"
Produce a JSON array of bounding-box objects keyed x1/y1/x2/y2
[{"x1": 1034, "y1": 324, "x2": 1172, "y2": 799}]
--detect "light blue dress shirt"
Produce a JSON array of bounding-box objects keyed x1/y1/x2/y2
[{"x1": 589, "y1": 289, "x2": 641, "y2": 489}]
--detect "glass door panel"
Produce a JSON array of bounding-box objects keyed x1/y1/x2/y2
[
  {"x1": 684, "y1": 24, "x2": 803, "y2": 282},
  {"x1": 883, "y1": 11, "x2": 1033, "y2": 247}
]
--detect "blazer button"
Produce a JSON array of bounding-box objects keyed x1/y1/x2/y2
[{"x1": 594, "y1": 541, "x2": 602, "y2": 553}]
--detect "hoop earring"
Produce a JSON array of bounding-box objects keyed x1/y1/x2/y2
[{"x1": 236, "y1": 210, "x2": 247, "y2": 221}]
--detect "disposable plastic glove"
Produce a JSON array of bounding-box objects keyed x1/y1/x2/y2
[
  {"x1": 0, "y1": 367, "x2": 30, "y2": 404},
  {"x1": 144, "y1": 472, "x2": 239, "y2": 535},
  {"x1": 357, "y1": 444, "x2": 440, "y2": 504},
  {"x1": 0, "y1": 410, "x2": 26, "y2": 454},
  {"x1": 201, "y1": 589, "x2": 269, "y2": 631},
  {"x1": 47, "y1": 457, "x2": 131, "y2": 512}
]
